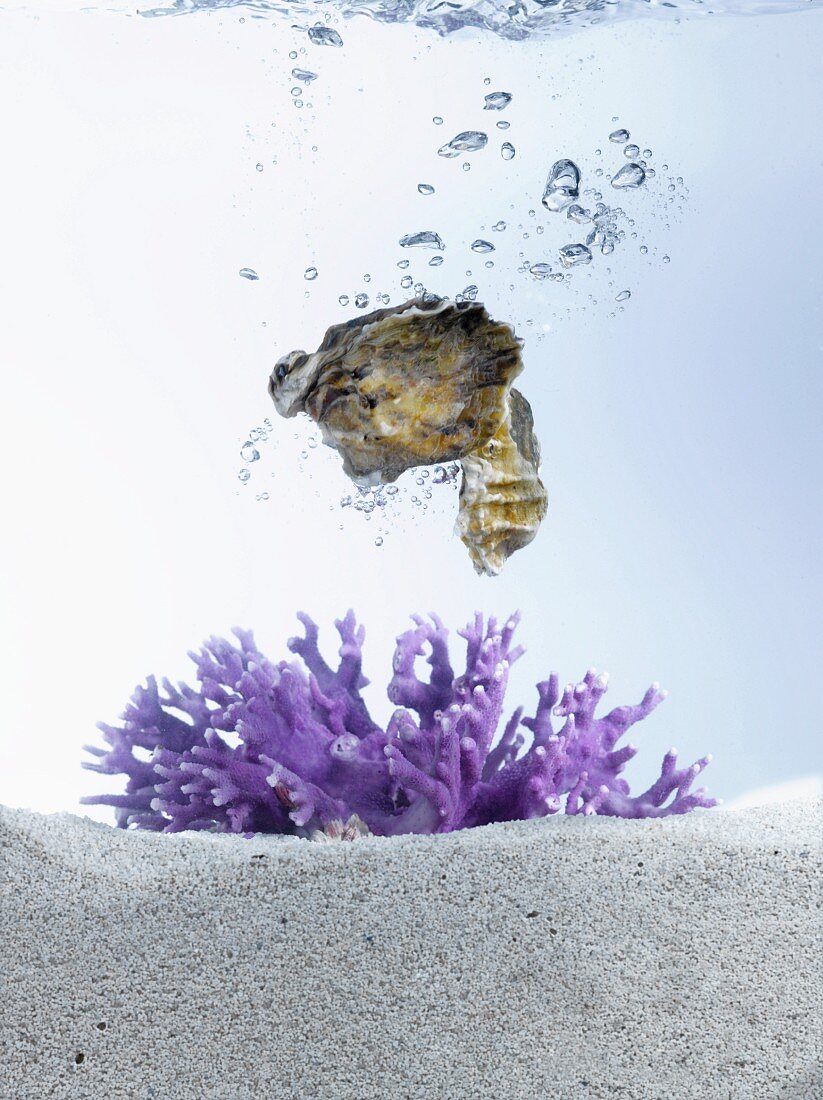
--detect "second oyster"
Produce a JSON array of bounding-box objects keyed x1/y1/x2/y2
[{"x1": 456, "y1": 388, "x2": 548, "y2": 576}]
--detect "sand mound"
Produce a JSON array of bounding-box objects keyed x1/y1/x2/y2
[{"x1": 1, "y1": 801, "x2": 820, "y2": 1098}]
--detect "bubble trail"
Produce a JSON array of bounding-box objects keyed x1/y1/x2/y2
[{"x1": 438, "y1": 131, "x2": 488, "y2": 158}]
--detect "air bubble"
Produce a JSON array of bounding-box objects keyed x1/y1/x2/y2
[
  {"x1": 542, "y1": 159, "x2": 580, "y2": 212},
  {"x1": 307, "y1": 24, "x2": 343, "y2": 47},
  {"x1": 438, "y1": 131, "x2": 488, "y2": 158},
  {"x1": 559, "y1": 243, "x2": 592, "y2": 268},
  {"x1": 611, "y1": 163, "x2": 646, "y2": 189},
  {"x1": 483, "y1": 91, "x2": 512, "y2": 110},
  {"x1": 399, "y1": 231, "x2": 444, "y2": 250}
]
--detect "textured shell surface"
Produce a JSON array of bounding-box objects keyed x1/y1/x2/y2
[
  {"x1": 456, "y1": 388, "x2": 549, "y2": 576},
  {"x1": 269, "y1": 297, "x2": 523, "y2": 483}
]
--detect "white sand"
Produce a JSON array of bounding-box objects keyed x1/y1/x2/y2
[{"x1": 1, "y1": 801, "x2": 820, "y2": 1099}]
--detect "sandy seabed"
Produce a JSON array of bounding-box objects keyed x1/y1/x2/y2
[{"x1": 1, "y1": 800, "x2": 820, "y2": 1099}]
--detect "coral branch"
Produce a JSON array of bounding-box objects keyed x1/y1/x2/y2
[{"x1": 387, "y1": 614, "x2": 454, "y2": 728}]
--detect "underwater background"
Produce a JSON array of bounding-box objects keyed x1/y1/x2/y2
[{"x1": 0, "y1": 0, "x2": 821, "y2": 817}]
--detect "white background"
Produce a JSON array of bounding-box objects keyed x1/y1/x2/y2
[{"x1": 0, "y1": 5, "x2": 821, "y2": 817}]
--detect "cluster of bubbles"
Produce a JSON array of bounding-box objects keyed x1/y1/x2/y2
[
  {"x1": 496, "y1": 120, "x2": 688, "y2": 326},
  {"x1": 236, "y1": 405, "x2": 463, "y2": 548},
  {"x1": 338, "y1": 462, "x2": 463, "y2": 547},
  {"x1": 532, "y1": 131, "x2": 649, "y2": 275},
  {"x1": 336, "y1": 282, "x2": 393, "y2": 310},
  {"x1": 286, "y1": 95, "x2": 686, "y2": 314},
  {"x1": 243, "y1": 62, "x2": 685, "y2": 313},
  {"x1": 239, "y1": 26, "x2": 689, "y2": 325},
  {"x1": 236, "y1": 419, "x2": 275, "y2": 501},
  {"x1": 284, "y1": 21, "x2": 341, "y2": 111},
  {"x1": 397, "y1": 85, "x2": 514, "y2": 273},
  {"x1": 300, "y1": 84, "x2": 517, "y2": 310},
  {"x1": 285, "y1": 48, "x2": 318, "y2": 111}
]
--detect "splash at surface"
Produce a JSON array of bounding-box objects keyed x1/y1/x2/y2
[{"x1": 129, "y1": 0, "x2": 823, "y2": 40}]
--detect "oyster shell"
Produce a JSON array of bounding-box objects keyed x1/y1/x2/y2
[
  {"x1": 269, "y1": 297, "x2": 522, "y2": 483},
  {"x1": 269, "y1": 296, "x2": 547, "y2": 572},
  {"x1": 309, "y1": 815, "x2": 372, "y2": 843},
  {"x1": 456, "y1": 387, "x2": 548, "y2": 576}
]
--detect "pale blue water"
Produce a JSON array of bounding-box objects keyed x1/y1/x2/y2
[{"x1": 0, "y1": 0, "x2": 820, "y2": 814}]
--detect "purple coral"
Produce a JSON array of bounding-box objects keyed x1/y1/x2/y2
[{"x1": 82, "y1": 612, "x2": 716, "y2": 836}]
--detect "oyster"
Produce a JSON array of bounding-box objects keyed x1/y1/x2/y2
[
  {"x1": 456, "y1": 388, "x2": 548, "y2": 575},
  {"x1": 269, "y1": 297, "x2": 547, "y2": 574},
  {"x1": 270, "y1": 297, "x2": 521, "y2": 483}
]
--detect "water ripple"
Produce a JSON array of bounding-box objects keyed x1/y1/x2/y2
[{"x1": 133, "y1": 0, "x2": 821, "y2": 40}]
